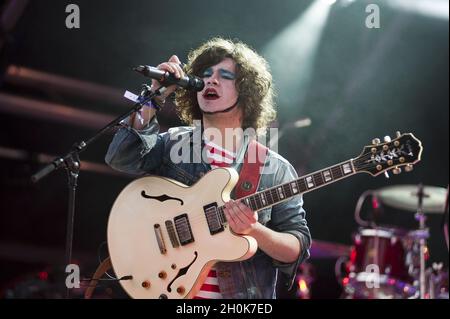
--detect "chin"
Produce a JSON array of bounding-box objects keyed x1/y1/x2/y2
[{"x1": 201, "y1": 105, "x2": 226, "y2": 113}]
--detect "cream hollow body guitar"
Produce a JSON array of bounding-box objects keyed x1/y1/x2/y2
[{"x1": 107, "y1": 133, "x2": 422, "y2": 299}]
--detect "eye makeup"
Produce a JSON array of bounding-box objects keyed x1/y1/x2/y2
[
  {"x1": 201, "y1": 67, "x2": 236, "y2": 80},
  {"x1": 219, "y1": 69, "x2": 236, "y2": 80}
]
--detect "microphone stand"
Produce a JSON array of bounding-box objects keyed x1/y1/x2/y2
[{"x1": 31, "y1": 85, "x2": 163, "y2": 298}]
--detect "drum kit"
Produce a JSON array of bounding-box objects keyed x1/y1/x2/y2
[{"x1": 341, "y1": 184, "x2": 449, "y2": 299}]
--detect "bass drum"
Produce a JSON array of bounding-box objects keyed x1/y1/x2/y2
[{"x1": 344, "y1": 227, "x2": 415, "y2": 299}]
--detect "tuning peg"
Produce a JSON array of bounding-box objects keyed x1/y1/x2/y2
[
  {"x1": 405, "y1": 164, "x2": 413, "y2": 172},
  {"x1": 392, "y1": 167, "x2": 402, "y2": 174},
  {"x1": 384, "y1": 171, "x2": 390, "y2": 179},
  {"x1": 384, "y1": 136, "x2": 392, "y2": 142},
  {"x1": 372, "y1": 138, "x2": 381, "y2": 145},
  {"x1": 396, "y1": 131, "x2": 402, "y2": 138}
]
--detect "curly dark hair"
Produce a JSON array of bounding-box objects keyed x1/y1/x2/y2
[{"x1": 175, "y1": 37, "x2": 276, "y2": 131}]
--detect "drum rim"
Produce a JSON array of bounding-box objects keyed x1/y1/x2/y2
[{"x1": 359, "y1": 228, "x2": 396, "y2": 238}]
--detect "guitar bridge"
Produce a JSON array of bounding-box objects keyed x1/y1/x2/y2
[{"x1": 153, "y1": 224, "x2": 167, "y2": 254}]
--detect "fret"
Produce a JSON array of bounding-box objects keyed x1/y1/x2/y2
[
  {"x1": 331, "y1": 165, "x2": 343, "y2": 179},
  {"x1": 298, "y1": 179, "x2": 308, "y2": 193},
  {"x1": 291, "y1": 181, "x2": 299, "y2": 194},
  {"x1": 254, "y1": 193, "x2": 263, "y2": 209},
  {"x1": 283, "y1": 183, "x2": 293, "y2": 198},
  {"x1": 260, "y1": 192, "x2": 267, "y2": 206},
  {"x1": 246, "y1": 196, "x2": 253, "y2": 209},
  {"x1": 322, "y1": 169, "x2": 333, "y2": 183},
  {"x1": 249, "y1": 196, "x2": 257, "y2": 210},
  {"x1": 337, "y1": 165, "x2": 344, "y2": 178},
  {"x1": 262, "y1": 190, "x2": 270, "y2": 206},
  {"x1": 271, "y1": 187, "x2": 280, "y2": 203},
  {"x1": 313, "y1": 172, "x2": 324, "y2": 186},
  {"x1": 305, "y1": 175, "x2": 315, "y2": 189},
  {"x1": 342, "y1": 162, "x2": 353, "y2": 175},
  {"x1": 265, "y1": 189, "x2": 274, "y2": 205},
  {"x1": 277, "y1": 186, "x2": 285, "y2": 199}
]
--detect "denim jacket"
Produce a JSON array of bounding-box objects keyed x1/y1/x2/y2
[{"x1": 105, "y1": 117, "x2": 311, "y2": 299}]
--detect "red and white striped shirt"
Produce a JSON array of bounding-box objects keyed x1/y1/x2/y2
[
  {"x1": 204, "y1": 139, "x2": 236, "y2": 168},
  {"x1": 193, "y1": 140, "x2": 236, "y2": 299}
]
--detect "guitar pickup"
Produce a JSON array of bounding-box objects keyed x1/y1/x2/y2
[
  {"x1": 165, "y1": 220, "x2": 180, "y2": 248},
  {"x1": 174, "y1": 214, "x2": 194, "y2": 246}
]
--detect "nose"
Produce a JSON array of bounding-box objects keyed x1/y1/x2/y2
[{"x1": 206, "y1": 71, "x2": 219, "y2": 85}]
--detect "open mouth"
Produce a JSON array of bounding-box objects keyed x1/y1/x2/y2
[{"x1": 203, "y1": 88, "x2": 220, "y2": 100}]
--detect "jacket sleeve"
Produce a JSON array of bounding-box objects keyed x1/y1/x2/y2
[
  {"x1": 105, "y1": 116, "x2": 167, "y2": 175},
  {"x1": 267, "y1": 161, "x2": 312, "y2": 289}
]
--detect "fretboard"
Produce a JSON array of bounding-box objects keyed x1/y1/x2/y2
[{"x1": 218, "y1": 160, "x2": 355, "y2": 216}]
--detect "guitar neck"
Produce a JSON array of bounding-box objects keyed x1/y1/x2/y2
[{"x1": 218, "y1": 159, "x2": 357, "y2": 216}]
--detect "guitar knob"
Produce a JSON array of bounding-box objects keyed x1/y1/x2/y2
[
  {"x1": 396, "y1": 131, "x2": 402, "y2": 138},
  {"x1": 405, "y1": 164, "x2": 414, "y2": 172},
  {"x1": 372, "y1": 138, "x2": 381, "y2": 145},
  {"x1": 393, "y1": 167, "x2": 402, "y2": 175},
  {"x1": 384, "y1": 136, "x2": 392, "y2": 142}
]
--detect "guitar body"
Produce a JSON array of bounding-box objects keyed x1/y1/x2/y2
[{"x1": 107, "y1": 167, "x2": 257, "y2": 299}]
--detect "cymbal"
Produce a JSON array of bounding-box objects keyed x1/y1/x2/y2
[
  {"x1": 310, "y1": 240, "x2": 351, "y2": 258},
  {"x1": 377, "y1": 184, "x2": 448, "y2": 214}
]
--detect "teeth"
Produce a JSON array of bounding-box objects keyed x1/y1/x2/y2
[{"x1": 205, "y1": 90, "x2": 218, "y2": 97}]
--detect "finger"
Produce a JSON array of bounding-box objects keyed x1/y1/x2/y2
[
  {"x1": 167, "y1": 56, "x2": 180, "y2": 78},
  {"x1": 224, "y1": 203, "x2": 238, "y2": 227},
  {"x1": 225, "y1": 201, "x2": 244, "y2": 226},
  {"x1": 229, "y1": 202, "x2": 249, "y2": 228},
  {"x1": 172, "y1": 63, "x2": 184, "y2": 79},
  {"x1": 157, "y1": 62, "x2": 176, "y2": 74},
  {"x1": 168, "y1": 55, "x2": 181, "y2": 64},
  {"x1": 238, "y1": 202, "x2": 257, "y2": 224}
]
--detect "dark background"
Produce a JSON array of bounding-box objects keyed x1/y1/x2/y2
[{"x1": 0, "y1": 0, "x2": 448, "y2": 299}]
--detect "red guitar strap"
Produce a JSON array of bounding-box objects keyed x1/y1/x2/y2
[{"x1": 235, "y1": 139, "x2": 268, "y2": 199}]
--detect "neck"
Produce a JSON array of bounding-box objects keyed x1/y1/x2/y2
[{"x1": 202, "y1": 107, "x2": 244, "y2": 153}]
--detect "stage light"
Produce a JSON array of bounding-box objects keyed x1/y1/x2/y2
[
  {"x1": 264, "y1": 0, "x2": 333, "y2": 112},
  {"x1": 385, "y1": 0, "x2": 448, "y2": 20}
]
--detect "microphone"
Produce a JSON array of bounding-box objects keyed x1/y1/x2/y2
[{"x1": 133, "y1": 65, "x2": 205, "y2": 92}]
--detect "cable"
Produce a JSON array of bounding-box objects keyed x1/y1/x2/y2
[{"x1": 97, "y1": 241, "x2": 116, "y2": 280}]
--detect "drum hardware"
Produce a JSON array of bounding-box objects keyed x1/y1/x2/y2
[
  {"x1": 376, "y1": 184, "x2": 448, "y2": 299},
  {"x1": 341, "y1": 184, "x2": 448, "y2": 299},
  {"x1": 425, "y1": 263, "x2": 449, "y2": 299}
]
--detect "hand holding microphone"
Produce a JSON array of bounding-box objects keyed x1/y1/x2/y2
[
  {"x1": 134, "y1": 55, "x2": 204, "y2": 99},
  {"x1": 129, "y1": 55, "x2": 204, "y2": 130}
]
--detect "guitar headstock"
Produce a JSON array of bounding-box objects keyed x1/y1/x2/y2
[{"x1": 353, "y1": 132, "x2": 423, "y2": 176}]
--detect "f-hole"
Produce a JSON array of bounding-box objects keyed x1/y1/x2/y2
[{"x1": 167, "y1": 251, "x2": 198, "y2": 293}]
